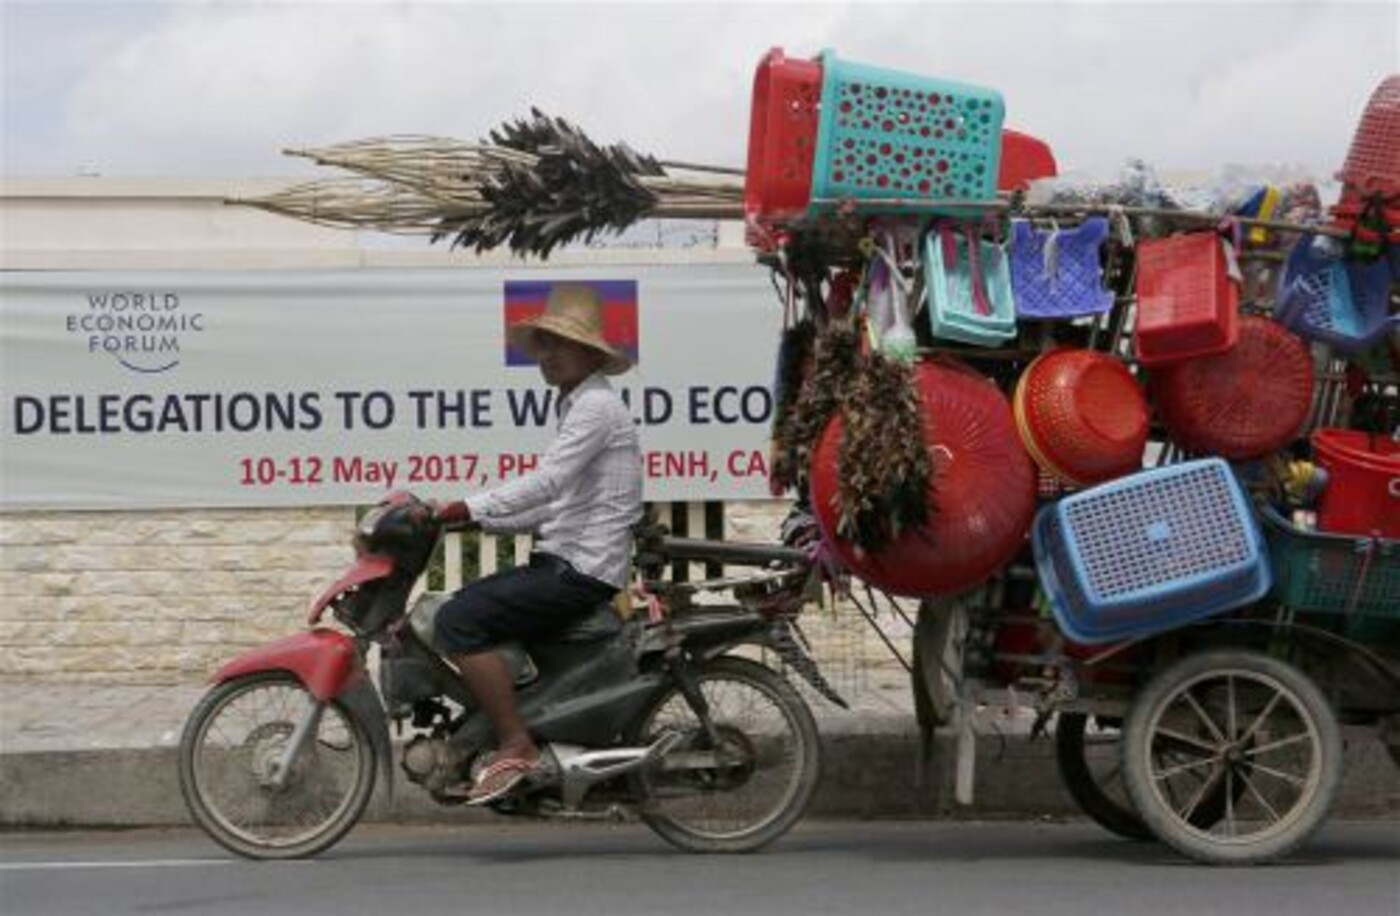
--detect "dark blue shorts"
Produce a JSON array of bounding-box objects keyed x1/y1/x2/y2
[{"x1": 434, "y1": 552, "x2": 617, "y2": 656}]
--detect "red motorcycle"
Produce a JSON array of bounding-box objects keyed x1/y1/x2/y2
[{"x1": 178, "y1": 492, "x2": 831, "y2": 859}]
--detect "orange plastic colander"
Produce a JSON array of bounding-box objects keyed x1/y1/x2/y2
[{"x1": 1014, "y1": 349, "x2": 1149, "y2": 487}]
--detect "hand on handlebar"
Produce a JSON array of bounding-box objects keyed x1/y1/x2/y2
[{"x1": 431, "y1": 499, "x2": 474, "y2": 530}]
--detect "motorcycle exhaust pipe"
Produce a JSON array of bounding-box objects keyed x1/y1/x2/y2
[{"x1": 548, "y1": 731, "x2": 684, "y2": 809}]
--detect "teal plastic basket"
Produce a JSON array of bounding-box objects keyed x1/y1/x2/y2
[
  {"x1": 923, "y1": 229, "x2": 1017, "y2": 347},
  {"x1": 1258, "y1": 504, "x2": 1399, "y2": 618},
  {"x1": 810, "y1": 51, "x2": 1004, "y2": 215}
]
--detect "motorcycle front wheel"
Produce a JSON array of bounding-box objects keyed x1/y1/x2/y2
[
  {"x1": 178, "y1": 672, "x2": 376, "y2": 859},
  {"x1": 626, "y1": 655, "x2": 821, "y2": 853}
]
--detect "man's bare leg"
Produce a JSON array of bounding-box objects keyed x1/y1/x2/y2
[{"x1": 452, "y1": 649, "x2": 539, "y2": 763}]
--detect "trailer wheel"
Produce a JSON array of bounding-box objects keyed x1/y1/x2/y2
[{"x1": 1122, "y1": 649, "x2": 1342, "y2": 865}]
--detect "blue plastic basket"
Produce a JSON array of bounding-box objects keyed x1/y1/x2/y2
[
  {"x1": 923, "y1": 229, "x2": 1016, "y2": 347},
  {"x1": 809, "y1": 51, "x2": 1004, "y2": 215},
  {"x1": 1009, "y1": 218, "x2": 1114, "y2": 319},
  {"x1": 1277, "y1": 235, "x2": 1396, "y2": 353},
  {"x1": 1031, "y1": 459, "x2": 1272, "y2": 644}
]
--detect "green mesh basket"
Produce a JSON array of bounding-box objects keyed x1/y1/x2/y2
[{"x1": 1259, "y1": 505, "x2": 1400, "y2": 617}]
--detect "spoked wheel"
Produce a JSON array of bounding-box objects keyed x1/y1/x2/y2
[
  {"x1": 178, "y1": 672, "x2": 376, "y2": 859},
  {"x1": 1123, "y1": 649, "x2": 1342, "y2": 865},
  {"x1": 627, "y1": 656, "x2": 821, "y2": 853},
  {"x1": 1055, "y1": 713, "x2": 1151, "y2": 840}
]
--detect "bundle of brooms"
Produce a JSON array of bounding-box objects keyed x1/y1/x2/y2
[{"x1": 232, "y1": 109, "x2": 744, "y2": 257}]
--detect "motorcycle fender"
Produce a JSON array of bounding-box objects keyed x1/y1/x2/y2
[
  {"x1": 308, "y1": 553, "x2": 395, "y2": 624},
  {"x1": 211, "y1": 629, "x2": 362, "y2": 702},
  {"x1": 338, "y1": 676, "x2": 394, "y2": 802}
]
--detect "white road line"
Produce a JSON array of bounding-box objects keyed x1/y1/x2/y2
[{"x1": 0, "y1": 859, "x2": 247, "y2": 871}]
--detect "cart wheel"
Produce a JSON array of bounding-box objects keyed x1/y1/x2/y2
[
  {"x1": 1123, "y1": 649, "x2": 1342, "y2": 865},
  {"x1": 1054, "y1": 713, "x2": 1151, "y2": 841}
]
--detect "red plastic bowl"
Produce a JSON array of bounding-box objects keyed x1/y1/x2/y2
[
  {"x1": 810, "y1": 361, "x2": 1037, "y2": 597},
  {"x1": 1152, "y1": 316, "x2": 1314, "y2": 460},
  {"x1": 1014, "y1": 349, "x2": 1149, "y2": 487}
]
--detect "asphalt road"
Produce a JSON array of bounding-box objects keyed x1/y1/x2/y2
[{"x1": 2, "y1": 820, "x2": 1397, "y2": 916}]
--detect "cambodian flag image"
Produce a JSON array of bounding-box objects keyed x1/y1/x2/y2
[{"x1": 503, "y1": 280, "x2": 639, "y2": 368}]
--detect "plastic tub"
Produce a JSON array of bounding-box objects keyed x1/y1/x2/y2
[
  {"x1": 1031, "y1": 459, "x2": 1272, "y2": 644},
  {"x1": 1151, "y1": 316, "x2": 1315, "y2": 460},
  {"x1": 809, "y1": 51, "x2": 1004, "y2": 215},
  {"x1": 1133, "y1": 233, "x2": 1239, "y2": 366},
  {"x1": 1312, "y1": 428, "x2": 1400, "y2": 538}
]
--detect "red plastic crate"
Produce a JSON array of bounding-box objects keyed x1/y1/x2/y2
[
  {"x1": 743, "y1": 49, "x2": 823, "y2": 227},
  {"x1": 1133, "y1": 233, "x2": 1239, "y2": 366},
  {"x1": 1338, "y1": 75, "x2": 1400, "y2": 194}
]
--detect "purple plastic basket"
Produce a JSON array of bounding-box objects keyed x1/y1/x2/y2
[
  {"x1": 1278, "y1": 235, "x2": 1396, "y2": 353},
  {"x1": 1009, "y1": 218, "x2": 1113, "y2": 319}
]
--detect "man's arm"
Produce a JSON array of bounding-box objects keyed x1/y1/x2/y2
[{"x1": 462, "y1": 392, "x2": 614, "y2": 523}]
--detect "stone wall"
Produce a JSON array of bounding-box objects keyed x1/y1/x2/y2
[
  {"x1": 0, "y1": 508, "x2": 354, "y2": 683},
  {"x1": 0, "y1": 499, "x2": 910, "y2": 691}
]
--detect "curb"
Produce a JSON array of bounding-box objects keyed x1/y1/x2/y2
[{"x1": 3, "y1": 723, "x2": 1397, "y2": 828}]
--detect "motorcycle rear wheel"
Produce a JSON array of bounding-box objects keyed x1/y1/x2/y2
[
  {"x1": 626, "y1": 656, "x2": 821, "y2": 853},
  {"x1": 178, "y1": 671, "x2": 376, "y2": 859}
]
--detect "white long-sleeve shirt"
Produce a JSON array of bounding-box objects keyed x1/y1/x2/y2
[{"x1": 463, "y1": 373, "x2": 643, "y2": 588}]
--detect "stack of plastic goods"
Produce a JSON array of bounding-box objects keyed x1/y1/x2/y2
[{"x1": 1331, "y1": 75, "x2": 1400, "y2": 247}]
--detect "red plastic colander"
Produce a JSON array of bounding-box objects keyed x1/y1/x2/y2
[
  {"x1": 810, "y1": 360, "x2": 1036, "y2": 597},
  {"x1": 1152, "y1": 316, "x2": 1315, "y2": 460},
  {"x1": 1014, "y1": 349, "x2": 1149, "y2": 487}
]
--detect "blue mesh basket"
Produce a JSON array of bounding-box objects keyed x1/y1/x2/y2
[
  {"x1": 923, "y1": 228, "x2": 1017, "y2": 347},
  {"x1": 1277, "y1": 235, "x2": 1396, "y2": 353},
  {"x1": 1031, "y1": 459, "x2": 1272, "y2": 644},
  {"x1": 809, "y1": 51, "x2": 1004, "y2": 215},
  {"x1": 1009, "y1": 218, "x2": 1114, "y2": 319}
]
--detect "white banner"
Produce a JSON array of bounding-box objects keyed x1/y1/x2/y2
[{"x1": 0, "y1": 267, "x2": 784, "y2": 510}]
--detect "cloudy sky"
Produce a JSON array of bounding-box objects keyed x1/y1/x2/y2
[{"x1": 1, "y1": 0, "x2": 1396, "y2": 183}]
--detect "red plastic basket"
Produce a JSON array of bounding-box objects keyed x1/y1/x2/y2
[
  {"x1": 1133, "y1": 233, "x2": 1239, "y2": 366},
  {"x1": 997, "y1": 129, "x2": 1057, "y2": 191},
  {"x1": 1338, "y1": 75, "x2": 1400, "y2": 194},
  {"x1": 810, "y1": 360, "x2": 1036, "y2": 597},
  {"x1": 744, "y1": 48, "x2": 823, "y2": 227},
  {"x1": 1151, "y1": 316, "x2": 1315, "y2": 460},
  {"x1": 1312, "y1": 428, "x2": 1400, "y2": 539},
  {"x1": 1013, "y1": 349, "x2": 1149, "y2": 487}
]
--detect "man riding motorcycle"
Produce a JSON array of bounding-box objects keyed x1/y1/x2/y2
[{"x1": 433, "y1": 282, "x2": 642, "y2": 804}]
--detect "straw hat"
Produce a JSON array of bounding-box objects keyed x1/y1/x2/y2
[{"x1": 507, "y1": 283, "x2": 631, "y2": 375}]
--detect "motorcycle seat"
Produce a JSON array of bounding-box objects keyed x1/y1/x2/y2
[{"x1": 541, "y1": 600, "x2": 624, "y2": 645}]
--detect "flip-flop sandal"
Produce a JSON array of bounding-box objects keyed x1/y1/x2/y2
[{"x1": 465, "y1": 756, "x2": 538, "y2": 806}]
